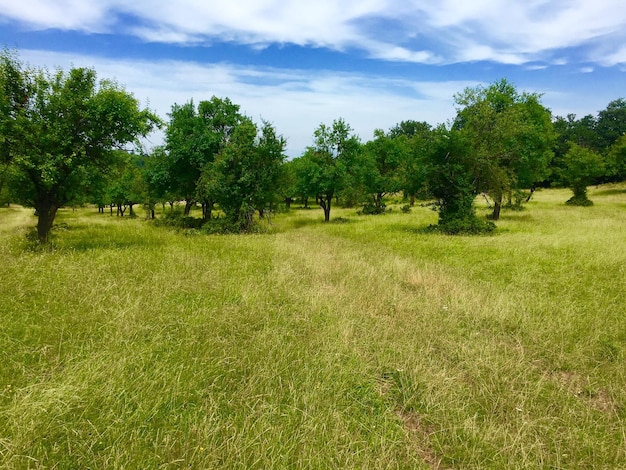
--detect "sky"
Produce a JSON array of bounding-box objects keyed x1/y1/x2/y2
[{"x1": 1, "y1": 0, "x2": 625, "y2": 157}]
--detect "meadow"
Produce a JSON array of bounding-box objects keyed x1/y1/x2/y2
[{"x1": 0, "y1": 185, "x2": 625, "y2": 469}]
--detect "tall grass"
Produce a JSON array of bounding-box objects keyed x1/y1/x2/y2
[{"x1": 1, "y1": 184, "x2": 625, "y2": 468}]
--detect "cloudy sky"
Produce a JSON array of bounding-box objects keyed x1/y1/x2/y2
[{"x1": 1, "y1": 0, "x2": 625, "y2": 156}]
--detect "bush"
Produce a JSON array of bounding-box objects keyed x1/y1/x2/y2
[
  {"x1": 358, "y1": 202, "x2": 386, "y2": 215},
  {"x1": 400, "y1": 204, "x2": 412, "y2": 213},
  {"x1": 566, "y1": 195, "x2": 594, "y2": 206}
]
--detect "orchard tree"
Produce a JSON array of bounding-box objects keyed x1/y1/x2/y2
[
  {"x1": 5, "y1": 58, "x2": 158, "y2": 242},
  {"x1": 165, "y1": 97, "x2": 246, "y2": 219},
  {"x1": 454, "y1": 79, "x2": 554, "y2": 219},
  {"x1": 607, "y1": 135, "x2": 626, "y2": 180},
  {"x1": 562, "y1": 143, "x2": 605, "y2": 206},
  {"x1": 596, "y1": 98, "x2": 626, "y2": 152},
  {"x1": 306, "y1": 118, "x2": 360, "y2": 222},
  {"x1": 425, "y1": 126, "x2": 494, "y2": 234},
  {"x1": 359, "y1": 129, "x2": 405, "y2": 213},
  {"x1": 202, "y1": 118, "x2": 286, "y2": 230},
  {"x1": 0, "y1": 50, "x2": 29, "y2": 199},
  {"x1": 392, "y1": 120, "x2": 432, "y2": 205}
]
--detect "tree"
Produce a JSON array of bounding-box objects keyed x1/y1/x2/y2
[
  {"x1": 5, "y1": 57, "x2": 158, "y2": 242},
  {"x1": 305, "y1": 118, "x2": 360, "y2": 222},
  {"x1": 562, "y1": 143, "x2": 605, "y2": 205},
  {"x1": 454, "y1": 79, "x2": 554, "y2": 220},
  {"x1": 596, "y1": 98, "x2": 626, "y2": 152},
  {"x1": 202, "y1": 118, "x2": 286, "y2": 230},
  {"x1": 607, "y1": 135, "x2": 626, "y2": 181},
  {"x1": 425, "y1": 126, "x2": 494, "y2": 234},
  {"x1": 165, "y1": 97, "x2": 247, "y2": 219},
  {"x1": 392, "y1": 121, "x2": 432, "y2": 205},
  {"x1": 359, "y1": 129, "x2": 405, "y2": 213},
  {"x1": 250, "y1": 121, "x2": 287, "y2": 217},
  {"x1": 0, "y1": 50, "x2": 29, "y2": 201}
]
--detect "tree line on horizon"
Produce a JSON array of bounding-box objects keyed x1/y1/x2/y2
[{"x1": 1, "y1": 50, "x2": 625, "y2": 242}]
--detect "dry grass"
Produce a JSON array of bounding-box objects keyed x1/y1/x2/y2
[{"x1": 1, "y1": 184, "x2": 625, "y2": 468}]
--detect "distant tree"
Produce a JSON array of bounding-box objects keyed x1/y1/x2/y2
[
  {"x1": 425, "y1": 126, "x2": 494, "y2": 234},
  {"x1": 394, "y1": 121, "x2": 432, "y2": 205},
  {"x1": 454, "y1": 79, "x2": 554, "y2": 219},
  {"x1": 607, "y1": 135, "x2": 626, "y2": 181},
  {"x1": 197, "y1": 117, "x2": 286, "y2": 230},
  {"x1": 250, "y1": 121, "x2": 287, "y2": 218},
  {"x1": 596, "y1": 98, "x2": 626, "y2": 152},
  {"x1": 291, "y1": 153, "x2": 318, "y2": 208},
  {"x1": 562, "y1": 143, "x2": 605, "y2": 206},
  {"x1": 306, "y1": 118, "x2": 360, "y2": 222},
  {"x1": 278, "y1": 158, "x2": 298, "y2": 209},
  {"x1": 4, "y1": 57, "x2": 158, "y2": 242},
  {"x1": 165, "y1": 97, "x2": 246, "y2": 219},
  {"x1": 107, "y1": 153, "x2": 149, "y2": 217},
  {"x1": 359, "y1": 129, "x2": 405, "y2": 213}
]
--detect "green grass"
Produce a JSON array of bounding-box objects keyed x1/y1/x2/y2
[{"x1": 1, "y1": 184, "x2": 625, "y2": 468}]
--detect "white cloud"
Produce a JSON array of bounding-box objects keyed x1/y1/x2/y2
[
  {"x1": 17, "y1": 49, "x2": 462, "y2": 156},
  {"x1": 3, "y1": 0, "x2": 626, "y2": 65}
]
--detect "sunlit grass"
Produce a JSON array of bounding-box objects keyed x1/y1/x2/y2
[{"x1": 1, "y1": 184, "x2": 625, "y2": 468}]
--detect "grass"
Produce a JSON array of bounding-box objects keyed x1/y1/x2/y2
[{"x1": 0, "y1": 183, "x2": 625, "y2": 468}]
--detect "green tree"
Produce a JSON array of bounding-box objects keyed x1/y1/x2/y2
[
  {"x1": 291, "y1": 153, "x2": 318, "y2": 208},
  {"x1": 306, "y1": 118, "x2": 360, "y2": 222},
  {"x1": 165, "y1": 97, "x2": 246, "y2": 220},
  {"x1": 392, "y1": 121, "x2": 432, "y2": 205},
  {"x1": 250, "y1": 121, "x2": 287, "y2": 217},
  {"x1": 607, "y1": 135, "x2": 626, "y2": 180},
  {"x1": 454, "y1": 79, "x2": 554, "y2": 220},
  {"x1": 5, "y1": 59, "x2": 158, "y2": 242},
  {"x1": 596, "y1": 98, "x2": 626, "y2": 152},
  {"x1": 562, "y1": 143, "x2": 605, "y2": 205},
  {"x1": 204, "y1": 118, "x2": 286, "y2": 230},
  {"x1": 0, "y1": 50, "x2": 29, "y2": 200},
  {"x1": 359, "y1": 129, "x2": 405, "y2": 213},
  {"x1": 425, "y1": 126, "x2": 494, "y2": 234}
]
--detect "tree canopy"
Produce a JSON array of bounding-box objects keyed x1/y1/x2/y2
[
  {"x1": 2, "y1": 52, "x2": 159, "y2": 241},
  {"x1": 2, "y1": 50, "x2": 625, "y2": 239}
]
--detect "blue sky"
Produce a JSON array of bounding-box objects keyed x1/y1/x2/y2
[{"x1": 1, "y1": 0, "x2": 625, "y2": 156}]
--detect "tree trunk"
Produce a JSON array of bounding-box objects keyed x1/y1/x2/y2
[
  {"x1": 491, "y1": 194, "x2": 502, "y2": 220},
  {"x1": 258, "y1": 208, "x2": 265, "y2": 219},
  {"x1": 303, "y1": 197, "x2": 308, "y2": 209},
  {"x1": 201, "y1": 201, "x2": 213, "y2": 222},
  {"x1": 184, "y1": 200, "x2": 194, "y2": 216},
  {"x1": 129, "y1": 203, "x2": 135, "y2": 217},
  {"x1": 526, "y1": 184, "x2": 536, "y2": 202},
  {"x1": 375, "y1": 193, "x2": 384, "y2": 211},
  {"x1": 285, "y1": 197, "x2": 292, "y2": 210},
  {"x1": 409, "y1": 194, "x2": 415, "y2": 207},
  {"x1": 319, "y1": 194, "x2": 332, "y2": 222},
  {"x1": 35, "y1": 200, "x2": 58, "y2": 243}
]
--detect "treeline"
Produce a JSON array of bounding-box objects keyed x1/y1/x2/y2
[{"x1": 1, "y1": 51, "x2": 625, "y2": 241}]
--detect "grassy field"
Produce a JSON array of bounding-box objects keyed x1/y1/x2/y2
[{"x1": 1, "y1": 185, "x2": 625, "y2": 469}]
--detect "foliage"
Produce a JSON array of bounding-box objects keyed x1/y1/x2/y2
[
  {"x1": 2, "y1": 52, "x2": 159, "y2": 241},
  {"x1": 359, "y1": 129, "x2": 406, "y2": 213},
  {"x1": 607, "y1": 134, "x2": 626, "y2": 180},
  {"x1": 595, "y1": 98, "x2": 626, "y2": 152},
  {"x1": 302, "y1": 118, "x2": 361, "y2": 222},
  {"x1": 164, "y1": 97, "x2": 247, "y2": 218},
  {"x1": 453, "y1": 78, "x2": 554, "y2": 220},
  {"x1": 562, "y1": 143, "x2": 605, "y2": 205},
  {"x1": 424, "y1": 126, "x2": 494, "y2": 234}
]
